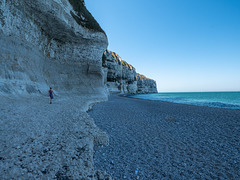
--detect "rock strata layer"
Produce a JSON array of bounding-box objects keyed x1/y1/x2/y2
[
  {"x1": 0, "y1": 0, "x2": 108, "y2": 96},
  {"x1": 102, "y1": 50, "x2": 157, "y2": 94}
]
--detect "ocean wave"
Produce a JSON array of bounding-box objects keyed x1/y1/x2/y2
[
  {"x1": 196, "y1": 101, "x2": 240, "y2": 109},
  {"x1": 128, "y1": 93, "x2": 240, "y2": 110}
]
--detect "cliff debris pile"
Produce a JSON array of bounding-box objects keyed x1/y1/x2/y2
[{"x1": 102, "y1": 50, "x2": 158, "y2": 94}]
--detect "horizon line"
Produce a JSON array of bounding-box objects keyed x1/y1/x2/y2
[{"x1": 157, "y1": 90, "x2": 240, "y2": 93}]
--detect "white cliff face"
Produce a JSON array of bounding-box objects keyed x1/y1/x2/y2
[
  {"x1": 103, "y1": 50, "x2": 158, "y2": 94},
  {"x1": 102, "y1": 50, "x2": 137, "y2": 94},
  {"x1": 136, "y1": 73, "x2": 158, "y2": 94},
  {"x1": 0, "y1": 0, "x2": 108, "y2": 96}
]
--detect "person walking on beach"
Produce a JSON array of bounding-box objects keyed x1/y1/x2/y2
[{"x1": 48, "y1": 87, "x2": 55, "y2": 104}]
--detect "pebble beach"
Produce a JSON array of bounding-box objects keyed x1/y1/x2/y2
[
  {"x1": 0, "y1": 95, "x2": 109, "y2": 179},
  {"x1": 89, "y1": 95, "x2": 240, "y2": 179}
]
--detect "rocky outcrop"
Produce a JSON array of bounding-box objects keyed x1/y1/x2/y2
[
  {"x1": 0, "y1": 0, "x2": 108, "y2": 96},
  {"x1": 136, "y1": 73, "x2": 158, "y2": 94},
  {"x1": 103, "y1": 50, "x2": 157, "y2": 94},
  {"x1": 102, "y1": 50, "x2": 137, "y2": 94}
]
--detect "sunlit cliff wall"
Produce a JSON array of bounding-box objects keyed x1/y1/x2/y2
[
  {"x1": 0, "y1": 0, "x2": 108, "y2": 96},
  {"x1": 102, "y1": 50, "x2": 158, "y2": 94}
]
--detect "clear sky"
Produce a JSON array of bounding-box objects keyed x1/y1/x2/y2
[{"x1": 85, "y1": 0, "x2": 240, "y2": 92}]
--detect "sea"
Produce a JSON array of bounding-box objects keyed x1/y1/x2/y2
[{"x1": 128, "y1": 91, "x2": 240, "y2": 109}]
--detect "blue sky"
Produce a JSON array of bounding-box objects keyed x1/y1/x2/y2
[{"x1": 85, "y1": 0, "x2": 240, "y2": 92}]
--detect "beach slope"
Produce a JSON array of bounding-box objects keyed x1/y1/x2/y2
[{"x1": 89, "y1": 95, "x2": 240, "y2": 179}]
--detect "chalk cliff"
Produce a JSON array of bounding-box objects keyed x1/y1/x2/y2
[
  {"x1": 102, "y1": 50, "x2": 137, "y2": 94},
  {"x1": 102, "y1": 50, "x2": 158, "y2": 94},
  {"x1": 136, "y1": 73, "x2": 158, "y2": 94},
  {"x1": 0, "y1": 0, "x2": 110, "y2": 179},
  {"x1": 0, "y1": 0, "x2": 107, "y2": 96}
]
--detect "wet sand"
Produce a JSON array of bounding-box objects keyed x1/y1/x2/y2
[{"x1": 89, "y1": 94, "x2": 240, "y2": 179}]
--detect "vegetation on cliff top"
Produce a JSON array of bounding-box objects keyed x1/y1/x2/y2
[
  {"x1": 68, "y1": 0, "x2": 105, "y2": 33},
  {"x1": 102, "y1": 50, "x2": 136, "y2": 71},
  {"x1": 111, "y1": 51, "x2": 120, "y2": 61},
  {"x1": 110, "y1": 51, "x2": 135, "y2": 70},
  {"x1": 137, "y1": 73, "x2": 153, "y2": 80},
  {"x1": 121, "y1": 60, "x2": 135, "y2": 70}
]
